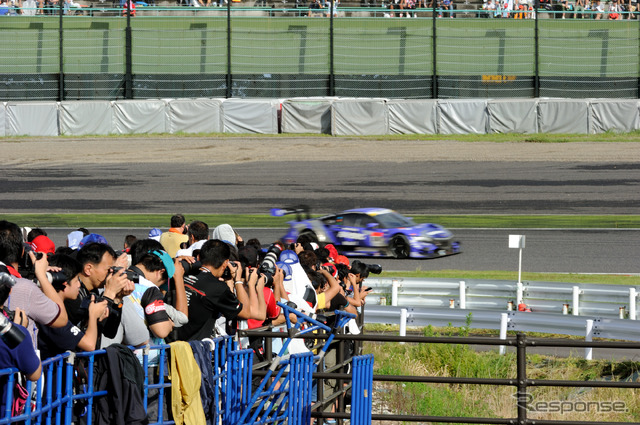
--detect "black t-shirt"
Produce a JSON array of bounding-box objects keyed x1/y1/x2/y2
[
  {"x1": 138, "y1": 283, "x2": 171, "y2": 326},
  {"x1": 37, "y1": 321, "x2": 84, "y2": 360},
  {"x1": 177, "y1": 269, "x2": 242, "y2": 341}
]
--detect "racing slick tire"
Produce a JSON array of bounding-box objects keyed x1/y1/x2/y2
[{"x1": 389, "y1": 235, "x2": 410, "y2": 259}]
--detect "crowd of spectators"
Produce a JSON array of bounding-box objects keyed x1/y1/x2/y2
[{"x1": 0, "y1": 214, "x2": 373, "y2": 422}]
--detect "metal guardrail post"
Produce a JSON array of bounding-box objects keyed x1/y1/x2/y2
[
  {"x1": 516, "y1": 332, "x2": 528, "y2": 425},
  {"x1": 399, "y1": 308, "x2": 407, "y2": 344},
  {"x1": 499, "y1": 313, "x2": 508, "y2": 355},
  {"x1": 630, "y1": 288, "x2": 637, "y2": 320},
  {"x1": 585, "y1": 319, "x2": 594, "y2": 360},
  {"x1": 572, "y1": 286, "x2": 580, "y2": 316},
  {"x1": 391, "y1": 279, "x2": 399, "y2": 306},
  {"x1": 459, "y1": 281, "x2": 466, "y2": 309},
  {"x1": 516, "y1": 281, "x2": 524, "y2": 305}
]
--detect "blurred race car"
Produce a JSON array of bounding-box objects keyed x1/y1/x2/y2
[{"x1": 271, "y1": 206, "x2": 461, "y2": 259}]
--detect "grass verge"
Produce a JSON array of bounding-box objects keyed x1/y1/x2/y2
[
  {"x1": 378, "y1": 270, "x2": 640, "y2": 285},
  {"x1": 2, "y1": 213, "x2": 640, "y2": 229}
]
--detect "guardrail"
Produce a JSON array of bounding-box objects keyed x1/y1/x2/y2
[
  {"x1": 363, "y1": 304, "x2": 640, "y2": 358},
  {"x1": 364, "y1": 277, "x2": 640, "y2": 319}
]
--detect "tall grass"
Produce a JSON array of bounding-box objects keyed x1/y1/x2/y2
[{"x1": 364, "y1": 324, "x2": 640, "y2": 423}]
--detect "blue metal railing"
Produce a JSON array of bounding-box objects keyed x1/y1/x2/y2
[{"x1": 0, "y1": 307, "x2": 374, "y2": 425}]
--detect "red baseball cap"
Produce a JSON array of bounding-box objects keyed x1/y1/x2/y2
[{"x1": 31, "y1": 235, "x2": 55, "y2": 255}]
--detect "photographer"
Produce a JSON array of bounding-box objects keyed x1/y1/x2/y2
[
  {"x1": 177, "y1": 239, "x2": 252, "y2": 341},
  {"x1": 69, "y1": 242, "x2": 135, "y2": 343},
  {"x1": 124, "y1": 239, "x2": 189, "y2": 346},
  {"x1": 0, "y1": 266, "x2": 41, "y2": 414},
  {"x1": 344, "y1": 260, "x2": 375, "y2": 307},
  {"x1": 159, "y1": 214, "x2": 188, "y2": 258},
  {"x1": 36, "y1": 254, "x2": 109, "y2": 359},
  {"x1": 0, "y1": 220, "x2": 68, "y2": 348}
]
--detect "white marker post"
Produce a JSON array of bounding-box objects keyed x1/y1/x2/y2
[{"x1": 509, "y1": 235, "x2": 526, "y2": 304}]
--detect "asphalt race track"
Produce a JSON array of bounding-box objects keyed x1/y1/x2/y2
[{"x1": 2, "y1": 137, "x2": 639, "y2": 274}]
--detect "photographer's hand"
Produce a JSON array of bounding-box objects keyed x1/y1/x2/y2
[
  {"x1": 29, "y1": 251, "x2": 68, "y2": 328},
  {"x1": 172, "y1": 257, "x2": 188, "y2": 318},
  {"x1": 114, "y1": 252, "x2": 129, "y2": 269},
  {"x1": 12, "y1": 307, "x2": 28, "y2": 327},
  {"x1": 104, "y1": 268, "x2": 131, "y2": 302},
  {"x1": 247, "y1": 267, "x2": 259, "y2": 288},
  {"x1": 231, "y1": 261, "x2": 242, "y2": 282},
  {"x1": 77, "y1": 295, "x2": 109, "y2": 352}
]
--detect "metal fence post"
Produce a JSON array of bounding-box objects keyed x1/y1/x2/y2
[
  {"x1": 534, "y1": 0, "x2": 539, "y2": 97},
  {"x1": 58, "y1": 0, "x2": 64, "y2": 101},
  {"x1": 432, "y1": 4, "x2": 437, "y2": 98},
  {"x1": 516, "y1": 332, "x2": 528, "y2": 425},
  {"x1": 585, "y1": 319, "x2": 594, "y2": 360},
  {"x1": 329, "y1": 0, "x2": 335, "y2": 97},
  {"x1": 226, "y1": 0, "x2": 232, "y2": 99},
  {"x1": 629, "y1": 288, "x2": 637, "y2": 320},
  {"x1": 125, "y1": 0, "x2": 133, "y2": 99}
]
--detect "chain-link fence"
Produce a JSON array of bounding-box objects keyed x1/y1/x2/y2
[{"x1": 0, "y1": 7, "x2": 638, "y2": 100}]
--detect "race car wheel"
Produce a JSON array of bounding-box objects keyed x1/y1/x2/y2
[
  {"x1": 390, "y1": 236, "x2": 410, "y2": 259},
  {"x1": 299, "y1": 230, "x2": 318, "y2": 243}
]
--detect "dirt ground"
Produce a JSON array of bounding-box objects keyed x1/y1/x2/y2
[{"x1": 4, "y1": 137, "x2": 640, "y2": 167}]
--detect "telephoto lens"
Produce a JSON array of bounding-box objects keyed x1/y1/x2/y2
[{"x1": 0, "y1": 312, "x2": 25, "y2": 349}]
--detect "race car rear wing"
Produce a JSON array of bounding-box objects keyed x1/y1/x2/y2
[{"x1": 270, "y1": 206, "x2": 311, "y2": 221}]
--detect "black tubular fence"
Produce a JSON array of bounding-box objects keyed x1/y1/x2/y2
[
  {"x1": 1, "y1": 4, "x2": 640, "y2": 101},
  {"x1": 243, "y1": 323, "x2": 640, "y2": 424}
]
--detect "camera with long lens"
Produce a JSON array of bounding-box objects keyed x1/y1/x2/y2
[
  {"x1": 0, "y1": 267, "x2": 25, "y2": 349},
  {"x1": 110, "y1": 266, "x2": 140, "y2": 284},
  {"x1": 179, "y1": 260, "x2": 202, "y2": 276},
  {"x1": 46, "y1": 271, "x2": 68, "y2": 287},
  {"x1": 0, "y1": 311, "x2": 25, "y2": 349},
  {"x1": 259, "y1": 243, "x2": 284, "y2": 287},
  {"x1": 365, "y1": 263, "x2": 382, "y2": 275}
]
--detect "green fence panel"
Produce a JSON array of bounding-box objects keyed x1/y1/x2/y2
[
  {"x1": 0, "y1": 12, "x2": 639, "y2": 100},
  {"x1": 436, "y1": 19, "x2": 535, "y2": 98},
  {"x1": 538, "y1": 19, "x2": 639, "y2": 97},
  {"x1": 332, "y1": 17, "x2": 432, "y2": 98}
]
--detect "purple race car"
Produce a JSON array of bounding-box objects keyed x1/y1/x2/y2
[{"x1": 271, "y1": 207, "x2": 461, "y2": 259}]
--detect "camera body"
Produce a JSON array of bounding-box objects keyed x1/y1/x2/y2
[{"x1": 110, "y1": 266, "x2": 140, "y2": 284}]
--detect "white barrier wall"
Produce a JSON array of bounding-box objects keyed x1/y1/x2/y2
[
  {"x1": 59, "y1": 101, "x2": 113, "y2": 136},
  {"x1": 487, "y1": 99, "x2": 538, "y2": 134},
  {"x1": 538, "y1": 99, "x2": 589, "y2": 134},
  {"x1": 222, "y1": 99, "x2": 279, "y2": 134},
  {"x1": 0, "y1": 102, "x2": 5, "y2": 137},
  {"x1": 589, "y1": 99, "x2": 640, "y2": 134},
  {"x1": 167, "y1": 98, "x2": 223, "y2": 134},
  {"x1": 281, "y1": 98, "x2": 335, "y2": 134},
  {"x1": 438, "y1": 99, "x2": 489, "y2": 135},
  {"x1": 6, "y1": 102, "x2": 59, "y2": 136},
  {"x1": 113, "y1": 100, "x2": 168, "y2": 135},
  {"x1": 3, "y1": 98, "x2": 640, "y2": 136},
  {"x1": 388, "y1": 99, "x2": 438, "y2": 135},
  {"x1": 331, "y1": 98, "x2": 389, "y2": 136}
]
